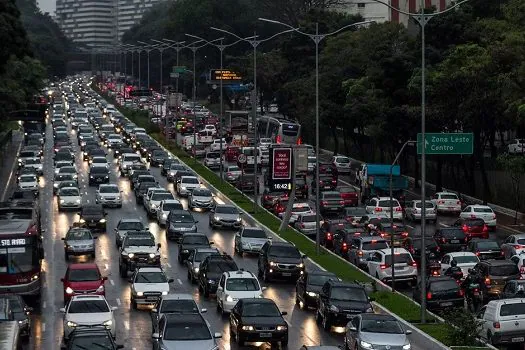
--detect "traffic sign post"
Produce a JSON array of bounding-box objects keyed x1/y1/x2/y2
[
  {"x1": 237, "y1": 154, "x2": 247, "y2": 164},
  {"x1": 417, "y1": 133, "x2": 473, "y2": 155}
]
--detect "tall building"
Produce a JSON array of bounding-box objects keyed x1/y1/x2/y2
[
  {"x1": 337, "y1": 0, "x2": 452, "y2": 26},
  {"x1": 55, "y1": 0, "x2": 117, "y2": 48},
  {"x1": 117, "y1": 0, "x2": 162, "y2": 41}
]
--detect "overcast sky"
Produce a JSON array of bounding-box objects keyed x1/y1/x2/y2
[{"x1": 37, "y1": 0, "x2": 55, "y2": 15}]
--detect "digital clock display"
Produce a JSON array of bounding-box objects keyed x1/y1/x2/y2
[{"x1": 272, "y1": 183, "x2": 291, "y2": 191}]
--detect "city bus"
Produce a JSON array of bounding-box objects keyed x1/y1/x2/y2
[{"x1": 256, "y1": 115, "x2": 301, "y2": 145}]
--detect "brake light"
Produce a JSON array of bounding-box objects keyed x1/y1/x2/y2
[
  {"x1": 331, "y1": 180, "x2": 337, "y2": 184},
  {"x1": 482, "y1": 225, "x2": 488, "y2": 233},
  {"x1": 263, "y1": 195, "x2": 271, "y2": 200},
  {"x1": 339, "y1": 200, "x2": 345, "y2": 206},
  {"x1": 375, "y1": 208, "x2": 383, "y2": 212},
  {"x1": 326, "y1": 232, "x2": 332, "y2": 240},
  {"x1": 493, "y1": 322, "x2": 500, "y2": 329},
  {"x1": 299, "y1": 223, "x2": 305, "y2": 228},
  {"x1": 380, "y1": 264, "x2": 390, "y2": 270},
  {"x1": 458, "y1": 289, "x2": 464, "y2": 297},
  {"x1": 431, "y1": 270, "x2": 440, "y2": 276},
  {"x1": 520, "y1": 266, "x2": 525, "y2": 274},
  {"x1": 358, "y1": 251, "x2": 363, "y2": 257},
  {"x1": 322, "y1": 201, "x2": 328, "y2": 206},
  {"x1": 426, "y1": 292, "x2": 432, "y2": 299},
  {"x1": 441, "y1": 238, "x2": 446, "y2": 243},
  {"x1": 395, "y1": 207, "x2": 402, "y2": 212},
  {"x1": 342, "y1": 243, "x2": 348, "y2": 251},
  {"x1": 411, "y1": 261, "x2": 417, "y2": 268},
  {"x1": 401, "y1": 232, "x2": 409, "y2": 238},
  {"x1": 475, "y1": 251, "x2": 480, "y2": 256},
  {"x1": 227, "y1": 172, "x2": 232, "y2": 176},
  {"x1": 438, "y1": 200, "x2": 444, "y2": 204},
  {"x1": 484, "y1": 278, "x2": 491, "y2": 286}
]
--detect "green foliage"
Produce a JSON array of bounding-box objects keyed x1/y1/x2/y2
[
  {"x1": 444, "y1": 309, "x2": 485, "y2": 346},
  {"x1": 0, "y1": 0, "x2": 32, "y2": 74}
]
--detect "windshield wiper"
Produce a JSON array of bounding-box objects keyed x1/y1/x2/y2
[{"x1": 140, "y1": 275, "x2": 151, "y2": 283}]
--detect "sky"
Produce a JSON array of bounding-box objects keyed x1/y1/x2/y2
[{"x1": 37, "y1": 0, "x2": 55, "y2": 15}]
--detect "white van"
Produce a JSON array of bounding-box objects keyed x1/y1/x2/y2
[
  {"x1": 198, "y1": 130, "x2": 214, "y2": 144},
  {"x1": 477, "y1": 298, "x2": 525, "y2": 346},
  {"x1": 238, "y1": 147, "x2": 256, "y2": 167},
  {"x1": 182, "y1": 134, "x2": 199, "y2": 151}
]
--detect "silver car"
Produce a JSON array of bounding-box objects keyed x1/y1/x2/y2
[
  {"x1": 151, "y1": 294, "x2": 208, "y2": 333},
  {"x1": 114, "y1": 218, "x2": 146, "y2": 247},
  {"x1": 234, "y1": 226, "x2": 271, "y2": 255},
  {"x1": 293, "y1": 213, "x2": 318, "y2": 238},
  {"x1": 62, "y1": 227, "x2": 97, "y2": 260},
  {"x1": 223, "y1": 165, "x2": 242, "y2": 182},
  {"x1": 188, "y1": 188, "x2": 214, "y2": 210},
  {"x1": 209, "y1": 204, "x2": 242, "y2": 229},
  {"x1": 345, "y1": 313, "x2": 412, "y2": 350},
  {"x1": 404, "y1": 200, "x2": 437, "y2": 222},
  {"x1": 186, "y1": 247, "x2": 220, "y2": 283},
  {"x1": 152, "y1": 313, "x2": 221, "y2": 350}
]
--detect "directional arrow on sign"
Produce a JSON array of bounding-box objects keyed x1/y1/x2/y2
[{"x1": 425, "y1": 139, "x2": 429, "y2": 148}]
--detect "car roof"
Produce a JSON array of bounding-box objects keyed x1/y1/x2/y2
[
  {"x1": 68, "y1": 263, "x2": 99, "y2": 270},
  {"x1": 468, "y1": 205, "x2": 492, "y2": 209},
  {"x1": 446, "y1": 252, "x2": 477, "y2": 257},
  {"x1": 359, "y1": 313, "x2": 397, "y2": 321},
  {"x1": 161, "y1": 293, "x2": 194, "y2": 301},
  {"x1": 427, "y1": 276, "x2": 458, "y2": 283},
  {"x1": 358, "y1": 236, "x2": 387, "y2": 242},
  {"x1": 70, "y1": 295, "x2": 106, "y2": 301},
  {"x1": 182, "y1": 232, "x2": 206, "y2": 237},
  {"x1": 511, "y1": 234, "x2": 525, "y2": 238},
  {"x1": 193, "y1": 247, "x2": 219, "y2": 253},
  {"x1": 119, "y1": 218, "x2": 143, "y2": 223}
]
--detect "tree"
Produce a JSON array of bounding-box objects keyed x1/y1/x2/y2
[
  {"x1": 0, "y1": 0, "x2": 32, "y2": 74},
  {"x1": 258, "y1": 0, "x2": 353, "y2": 26},
  {"x1": 497, "y1": 154, "x2": 525, "y2": 224}
]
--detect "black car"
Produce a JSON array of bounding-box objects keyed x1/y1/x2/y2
[
  {"x1": 2, "y1": 295, "x2": 32, "y2": 336},
  {"x1": 295, "y1": 271, "x2": 338, "y2": 309},
  {"x1": 467, "y1": 238, "x2": 503, "y2": 260},
  {"x1": 133, "y1": 174, "x2": 157, "y2": 190},
  {"x1": 261, "y1": 189, "x2": 289, "y2": 209},
  {"x1": 134, "y1": 182, "x2": 160, "y2": 204},
  {"x1": 197, "y1": 254, "x2": 238, "y2": 297},
  {"x1": 129, "y1": 170, "x2": 151, "y2": 189},
  {"x1": 150, "y1": 150, "x2": 169, "y2": 167},
  {"x1": 62, "y1": 326, "x2": 123, "y2": 350},
  {"x1": 166, "y1": 210, "x2": 198, "y2": 241},
  {"x1": 160, "y1": 158, "x2": 178, "y2": 176},
  {"x1": 401, "y1": 237, "x2": 442, "y2": 265},
  {"x1": 79, "y1": 204, "x2": 107, "y2": 232},
  {"x1": 500, "y1": 280, "x2": 525, "y2": 299},
  {"x1": 147, "y1": 147, "x2": 163, "y2": 162},
  {"x1": 81, "y1": 140, "x2": 99, "y2": 152},
  {"x1": 82, "y1": 144, "x2": 98, "y2": 160},
  {"x1": 10, "y1": 189, "x2": 38, "y2": 206},
  {"x1": 320, "y1": 219, "x2": 356, "y2": 248},
  {"x1": 88, "y1": 148, "x2": 107, "y2": 163},
  {"x1": 433, "y1": 227, "x2": 467, "y2": 253},
  {"x1": 88, "y1": 165, "x2": 109, "y2": 186},
  {"x1": 257, "y1": 241, "x2": 306, "y2": 282},
  {"x1": 55, "y1": 150, "x2": 75, "y2": 163},
  {"x1": 312, "y1": 173, "x2": 337, "y2": 193},
  {"x1": 177, "y1": 233, "x2": 212, "y2": 264},
  {"x1": 295, "y1": 176, "x2": 308, "y2": 199},
  {"x1": 113, "y1": 145, "x2": 133, "y2": 159},
  {"x1": 316, "y1": 280, "x2": 374, "y2": 330},
  {"x1": 332, "y1": 228, "x2": 367, "y2": 258},
  {"x1": 413, "y1": 276, "x2": 464, "y2": 311},
  {"x1": 153, "y1": 313, "x2": 220, "y2": 349},
  {"x1": 229, "y1": 298, "x2": 288, "y2": 347},
  {"x1": 235, "y1": 178, "x2": 256, "y2": 193}
]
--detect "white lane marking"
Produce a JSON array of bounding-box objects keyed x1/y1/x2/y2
[
  {"x1": 86, "y1": 200, "x2": 90, "y2": 203},
  {"x1": 42, "y1": 322, "x2": 46, "y2": 333},
  {"x1": 85, "y1": 191, "x2": 88, "y2": 195},
  {"x1": 116, "y1": 298, "x2": 121, "y2": 306},
  {"x1": 440, "y1": 223, "x2": 450, "y2": 227},
  {"x1": 110, "y1": 279, "x2": 115, "y2": 286},
  {"x1": 177, "y1": 279, "x2": 183, "y2": 285},
  {"x1": 104, "y1": 264, "x2": 108, "y2": 269},
  {"x1": 166, "y1": 262, "x2": 171, "y2": 268},
  {"x1": 42, "y1": 301, "x2": 46, "y2": 309},
  {"x1": 124, "y1": 320, "x2": 129, "y2": 330}
]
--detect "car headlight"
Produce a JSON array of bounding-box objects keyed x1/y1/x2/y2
[
  {"x1": 65, "y1": 287, "x2": 74, "y2": 294},
  {"x1": 269, "y1": 261, "x2": 276, "y2": 267},
  {"x1": 99, "y1": 218, "x2": 106, "y2": 223},
  {"x1": 136, "y1": 291, "x2": 143, "y2": 297},
  {"x1": 208, "y1": 279, "x2": 216, "y2": 284},
  {"x1": 306, "y1": 291, "x2": 317, "y2": 297},
  {"x1": 276, "y1": 325, "x2": 287, "y2": 331},
  {"x1": 241, "y1": 325, "x2": 254, "y2": 331},
  {"x1": 31, "y1": 274, "x2": 39, "y2": 281},
  {"x1": 193, "y1": 267, "x2": 199, "y2": 273},
  {"x1": 67, "y1": 321, "x2": 77, "y2": 328},
  {"x1": 79, "y1": 219, "x2": 85, "y2": 223},
  {"x1": 162, "y1": 213, "x2": 167, "y2": 219},
  {"x1": 162, "y1": 291, "x2": 168, "y2": 296},
  {"x1": 103, "y1": 320, "x2": 112, "y2": 327},
  {"x1": 60, "y1": 199, "x2": 65, "y2": 203},
  {"x1": 329, "y1": 305, "x2": 339, "y2": 312},
  {"x1": 182, "y1": 249, "x2": 188, "y2": 253},
  {"x1": 366, "y1": 307, "x2": 374, "y2": 313},
  {"x1": 128, "y1": 253, "x2": 134, "y2": 258},
  {"x1": 297, "y1": 263, "x2": 304, "y2": 268},
  {"x1": 403, "y1": 344, "x2": 411, "y2": 350},
  {"x1": 96, "y1": 285, "x2": 104, "y2": 293},
  {"x1": 214, "y1": 216, "x2": 220, "y2": 221},
  {"x1": 181, "y1": 186, "x2": 186, "y2": 190},
  {"x1": 226, "y1": 295, "x2": 234, "y2": 302},
  {"x1": 149, "y1": 253, "x2": 155, "y2": 258},
  {"x1": 360, "y1": 341, "x2": 373, "y2": 349},
  {"x1": 54, "y1": 183, "x2": 58, "y2": 188},
  {"x1": 75, "y1": 199, "x2": 81, "y2": 203},
  {"x1": 236, "y1": 217, "x2": 242, "y2": 222},
  {"x1": 90, "y1": 175, "x2": 94, "y2": 179},
  {"x1": 151, "y1": 204, "x2": 158, "y2": 209},
  {"x1": 18, "y1": 319, "x2": 28, "y2": 325}
]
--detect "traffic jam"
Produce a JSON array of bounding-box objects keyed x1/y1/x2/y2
[{"x1": 1, "y1": 75, "x2": 524, "y2": 350}]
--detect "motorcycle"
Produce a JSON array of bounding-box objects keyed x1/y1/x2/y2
[
  {"x1": 464, "y1": 282, "x2": 482, "y2": 312},
  {"x1": 444, "y1": 268, "x2": 464, "y2": 282},
  {"x1": 427, "y1": 261, "x2": 441, "y2": 277}
]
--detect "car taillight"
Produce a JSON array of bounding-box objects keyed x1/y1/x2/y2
[
  {"x1": 482, "y1": 225, "x2": 488, "y2": 233},
  {"x1": 411, "y1": 261, "x2": 417, "y2": 268},
  {"x1": 475, "y1": 251, "x2": 480, "y2": 256},
  {"x1": 326, "y1": 232, "x2": 332, "y2": 240},
  {"x1": 299, "y1": 223, "x2": 305, "y2": 228},
  {"x1": 462, "y1": 224, "x2": 469, "y2": 232},
  {"x1": 375, "y1": 207, "x2": 383, "y2": 212},
  {"x1": 339, "y1": 200, "x2": 345, "y2": 206},
  {"x1": 520, "y1": 266, "x2": 525, "y2": 274},
  {"x1": 380, "y1": 264, "x2": 390, "y2": 270},
  {"x1": 431, "y1": 270, "x2": 440, "y2": 276},
  {"x1": 358, "y1": 251, "x2": 363, "y2": 257},
  {"x1": 492, "y1": 214, "x2": 496, "y2": 220},
  {"x1": 458, "y1": 289, "x2": 464, "y2": 297},
  {"x1": 485, "y1": 278, "x2": 491, "y2": 286},
  {"x1": 441, "y1": 238, "x2": 446, "y2": 243},
  {"x1": 426, "y1": 292, "x2": 432, "y2": 299},
  {"x1": 331, "y1": 180, "x2": 337, "y2": 184},
  {"x1": 438, "y1": 200, "x2": 444, "y2": 204},
  {"x1": 493, "y1": 322, "x2": 500, "y2": 329},
  {"x1": 395, "y1": 207, "x2": 402, "y2": 212},
  {"x1": 342, "y1": 242, "x2": 348, "y2": 250},
  {"x1": 263, "y1": 195, "x2": 271, "y2": 200},
  {"x1": 401, "y1": 232, "x2": 409, "y2": 237},
  {"x1": 322, "y1": 201, "x2": 328, "y2": 206}
]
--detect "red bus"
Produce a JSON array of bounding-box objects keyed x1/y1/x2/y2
[{"x1": 0, "y1": 201, "x2": 43, "y2": 299}]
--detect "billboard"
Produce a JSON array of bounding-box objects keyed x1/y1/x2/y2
[
  {"x1": 272, "y1": 148, "x2": 292, "y2": 180},
  {"x1": 210, "y1": 69, "x2": 242, "y2": 82}
]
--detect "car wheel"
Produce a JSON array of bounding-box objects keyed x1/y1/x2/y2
[
  {"x1": 64, "y1": 252, "x2": 68, "y2": 261},
  {"x1": 216, "y1": 301, "x2": 221, "y2": 313},
  {"x1": 187, "y1": 270, "x2": 193, "y2": 282},
  {"x1": 237, "y1": 247, "x2": 243, "y2": 256}
]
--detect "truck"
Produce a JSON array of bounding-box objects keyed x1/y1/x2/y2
[
  {"x1": 166, "y1": 92, "x2": 183, "y2": 110},
  {"x1": 358, "y1": 164, "x2": 408, "y2": 204}
]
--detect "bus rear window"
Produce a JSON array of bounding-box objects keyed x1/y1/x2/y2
[{"x1": 282, "y1": 123, "x2": 299, "y2": 136}]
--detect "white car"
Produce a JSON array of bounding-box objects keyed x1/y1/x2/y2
[
  {"x1": 119, "y1": 153, "x2": 143, "y2": 176},
  {"x1": 509, "y1": 254, "x2": 525, "y2": 278},
  {"x1": 332, "y1": 155, "x2": 351, "y2": 174},
  {"x1": 144, "y1": 190, "x2": 175, "y2": 218},
  {"x1": 156, "y1": 199, "x2": 184, "y2": 226},
  {"x1": 367, "y1": 248, "x2": 417, "y2": 283},
  {"x1": 23, "y1": 157, "x2": 43, "y2": 175},
  {"x1": 106, "y1": 134, "x2": 123, "y2": 148},
  {"x1": 55, "y1": 160, "x2": 74, "y2": 175},
  {"x1": 223, "y1": 165, "x2": 242, "y2": 182},
  {"x1": 365, "y1": 197, "x2": 403, "y2": 221},
  {"x1": 177, "y1": 176, "x2": 200, "y2": 197},
  {"x1": 58, "y1": 166, "x2": 78, "y2": 180},
  {"x1": 440, "y1": 252, "x2": 479, "y2": 278},
  {"x1": 216, "y1": 270, "x2": 264, "y2": 314},
  {"x1": 203, "y1": 124, "x2": 217, "y2": 136},
  {"x1": 460, "y1": 205, "x2": 497, "y2": 228},
  {"x1": 431, "y1": 192, "x2": 462, "y2": 214},
  {"x1": 234, "y1": 226, "x2": 271, "y2": 254},
  {"x1": 209, "y1": 138, "x2": 227, "y2": 152},
  {"x1": 501, "y1": 234, "x2": 525, "y2": 259},
  {"x1": 476, "y1": 299, "x2": 525, "y2": 346},
  {"x1": 203, "y1": 152, "x2": 221, "y2": 169},
  {"x1": 278, "y1": 202, "x2": 314, "y2": 224},
  {"x1": 60, "y1": 295, "x2": 117, "y2": 340},
  {"x1": 57, "y1": 187, "x2": 82, "y2": 211},
  {"x1": 507, "y1": 139, "x2": 525, "y2": 154},
  {"x1": 96, "y1": 184, "x2": 122, "y2": 208},
  {"x1": 130, "y1": 267, "x2": 173, "y2": 309},
  {"x1": 17, "y1": 174, "x2": 39, "y2": 191}
]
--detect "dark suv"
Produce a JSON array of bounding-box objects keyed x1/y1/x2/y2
[
  {"x1": 166, "y1": 210, "x2": 198, "y2": 241},
  {"x1": 177, "y1": 233, "x2": 212, "y2": 263},
  {"x1": 257, "y1": 241, "x2": 306, "y2": 282},
  {"x1": 413, "y1": 276, "x2": 464, "y2": 311},
  {"x1": 433, "y1": 227, "x2": 467, "y2": 253},
  {"x1": 465, "y1": 260, "x2": 521, "y2": 302},
  {"x1": 316, "y1": 280, "x2": 374, "y2": 331},
  {"x1": 79, "y1": 204, "x2": 107, "y2": 232},
  {"x1": 197, "y1": 254, "x2": 238, "y2": 297},
  {"x1": 88, "y1": 165, "x2": 109, "y2": 186}
]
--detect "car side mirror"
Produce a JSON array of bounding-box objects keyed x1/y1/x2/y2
[
  {"x1": 168, "y1": 278, "x2": 174, "y2": 283},
  {"x1": 152, "y1": 333, "x2": 160, "y2": 340},
  {"x1": 213, "y1": 332, "x2": 222, "y2": 339},
  {"x1": 151, "y1": 308, "x2": 158, "y2": 313},
  {"x1": 468, "y1": 268, "x2": 473, "y2": 274},
  {"x1": 60, "y1": 307, "x2": 66, "y2": 313},
  {"x1": 60, "y1": 278, "x2": 64, "y2": 282},
  {"x1": 61, "y1": 238, "x2": 65, "y2": 240},
  {"x1": 262, "y1": 286, "x2": 267, "y2": 291},
  {"x1": 302, "y1": 254, "x2": 307, "y2": 259},
  {"x1": 406, "y1": 330, "x2": 412, "y2": 335},
  {"x1": 93, "y1": 237, "x2": 98, "y2": 240},
  {"x1": 194, "y1": 220, "x2": 199, "y2": 224},
  {"x1": 281, "y1": 311, "x2": 287, "y2": 316},
  {"x1": 210, "y1": 209, "x2": 215, "y2": 213},
  {"x1": 209, "y1": 241, "x2": 214, "y2": 245},
  {"x1": 349, "y1": 326, "x2": 357, "y2": 332},
  {"x1": 157, "y1": 243, "x2": 161, "y2": 249},
  {"x1": 111, "y1": 306, "x2": 118, "y2": 311}
]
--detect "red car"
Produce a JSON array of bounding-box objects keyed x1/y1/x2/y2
[
  {"x1": 454, "y1": 218, "x2": 489, "y2": 240},
  {"x1": 61, "y1": 263, "x2": 107, "y2": 303},
  {"x1": 272, "y1": 198, "x2": 290, "y2": 216},
  {"x1": 225, "y1": 146, "x2": 240, "y2": 162},
  {"x1": 339, "y1": 186, "x2": 358, "y2": 207}
]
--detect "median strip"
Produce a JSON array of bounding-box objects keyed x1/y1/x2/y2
[{"x1": 93, "y1": 85, "x2": 489, "y2": 348}]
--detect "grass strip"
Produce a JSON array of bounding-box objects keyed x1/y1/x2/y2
[{"x1": 93, "y1": 85, "x2": 484, "y2": 347}]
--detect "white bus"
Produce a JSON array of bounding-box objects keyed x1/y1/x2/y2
[{"x1": 256, "y1": 115, "x2": 301, "y2": 145}]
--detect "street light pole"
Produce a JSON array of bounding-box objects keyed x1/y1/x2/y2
[
  {"x1": 163, "y1": 39, "x2": 188, "y2": 94},
  {"x1": 370, "y1": 0, "x2": 469, "y2": 322},
  {"x1": 259, "y1": 18, "x2": 374, "y2": 254},
  {"x1": 138, "y1": 41, "x2": 158, "y2": 89}
]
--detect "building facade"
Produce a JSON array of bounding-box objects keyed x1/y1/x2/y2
[{"x1": 116, "y1": 0, "x2": 162, "y2": 40}]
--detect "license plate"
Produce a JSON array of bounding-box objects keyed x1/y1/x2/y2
[
  {"x1": 512, "y1": 337, "x2": 524, "y2": 343},
  {"x1": 441, "y1": 302, "x2": 453, "y2": 307},
  {"x1": 260, "y1": 332, "x2": 272, "y2": 338},
  {"x1": 282, "y1": 273, "x2": 292, "y2": 277},
  {"x1": 451, "y1": 240, "x2": 459, "y2": 244},
  {"x1": 147, "y1": 297, "x2": 157, "y2": 301},
  {"x1": 96, "y1": 178, "x2": 103, "y2": 182},
  {"x1": 395, "y1": 266, "x2": 403, "y2": 270},
  {"x1": 324, "y1": 186, "x2": 330, "y2": 189}
]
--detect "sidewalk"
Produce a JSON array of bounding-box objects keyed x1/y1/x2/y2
[
  {"x1": 0, "y1": 131, "x2": 23, "y2": 201},
  {"x1": 319, "y1": 148, "x2": 525, "y2": 231}
]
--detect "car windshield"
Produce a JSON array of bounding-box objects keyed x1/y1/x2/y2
[
  {"x1": 160, "y1": 300, "x2": 199, "y2": 314},
  {"x1": 152, "y1": 193, "x2": 173, "y2": 201},
  {"x1": 441, "y1": 229, "x2": 466, "y2": 239},
  {"x1": 430, "y1": 280, "x2": 459, "y2": 292},
  {"x1": 192, "y1": 189, "x2": 212, "y2": 197},
  {"x1": 162, "y1": 202, "x2": 182, "y2": 211},
  {"x1": 67, "y1": 229, "x2": 92, "y2": 240},
  {"x1": 361, "y1": 319, "x2": 403, "y2": 334},
  {"x1": 440, "y1": 194, "x2": 458, "y2": 200},
  {"x1": 242, "y1": 302, "x2": 281, "y2": 317},
  {"x1": 69, "y1": 335, "x2": 114, "y2": 349},
  {"x1": 228, "y1": 166, "x2": 240, "y2": 172},
  {"x1": 416, "y1": 201, "x2": 435, "y2": 209},
  {"x1": 118, "y1": 221, "x2": 144, "y2": 230},
  {"x1": 336, "y1": 157, "x2": 350, "y2": 163},
  {"x1": 68, "y1": 269, "x2": 100, "y2": 282},
  {"x1": 125, "y1": 236, "x2": 155, "y2": 247},
  {"x1": 300, "y1": 215, "x2": 317, "y2": 223},
  {"x1": 385, "y1": 254, "x2": 412, "y2": 265},
  {"x1": 268, "y1": 246, "x2": 301, "y2": 258},
  {"x1": 215, "y1": 206, "x2": 238, "y2": 214},
  {"x1": 163, "y1": 323, "x2": 211, "y2": 341},
  {"x1": 20, "y1": 175, "x2": 37, "y2": 182},
  {"x1": 124, "y1": 156, "x2": 141, "y2": 162},
  {"x1": 207, "y1": 152, "x2": 220, "y2": 158},
  {"x1": 500, "y1": 303, "x2": 525, "y2": 316},
  {"x1": 68, "y1": 300, "x2": 109, "y2": 313},
  {"x1": 292, "y1": 205, "x2": 311, "y2": 213},
  {"x1": 490, "y1": 264, "x2": 519, "y2": 276},
  {"x1": 476, "y1": 241, "x2": 500, "y2": 250},
  {"x1": 171, "y1": 214, "x2": 194, "y2": 223},
  {"x1": 362, "y1": 241, "x2": 388, "y2": 250},
  {"x1": 182, "y1": 177, "x2": 199, "y2": 184},
  {"x1": 99, "y1": 186, "x2": 119, "y2": 193},
  {"x1": 331, "y1": 287, "x2": 368, "y2": 301},
  {"x1": 473, "y1": 207, "x2": 493, "y2": 213},
  {"x1": 453, "y1": 255, "x2": 479, "y2": 264},
  {"x1": 90, "y1": 167, "x2": 107, "y2": 174},
  {"x1": 226, "y1": 278, "x2": 259, "y2": 291},
  {"x1": 183, "y1": 236, "x2": 208, "y2": 245},
  {"x1": 242, "y1": 228, "x2": 266, "y2": 238},
  {"x1": 60, "y1": 188, "x2": 79, "y2": 196},
  {"x1": 92, "y1": 158, "x2": 106, "y2": 163},
  {"x1": 135, "y1": 272, "x2": 167, "y2": 283},
  {"x1": 208, "y1": 261, "x2": 237, "y2": 273},
  {"x1": 308, "y1": 274, "x2": 336, "y2": 286}
]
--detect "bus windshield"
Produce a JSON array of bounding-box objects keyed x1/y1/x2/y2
[{"x1": 0, "y1": 237, "x2": 39, "y2": 274}]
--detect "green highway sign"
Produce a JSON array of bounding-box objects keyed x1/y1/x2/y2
[
  {"x1": 172, "y1": 66, "x2": 186, "y2": 73},
  {"x1": 417, "y1": 132, "x2": 473, "y2": 155}
]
